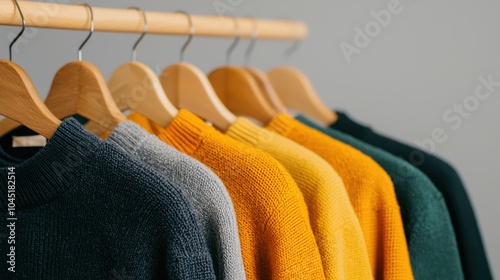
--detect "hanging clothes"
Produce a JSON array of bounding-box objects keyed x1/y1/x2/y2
[
  {"x1": 329, "y1": 111, "x2": 492, "y2": 280},
  {"x1": 105, "y1": 121, "x2": 246, "y2": 280},
  {"x1": 0, "y1": 119, "x2": 216, "y2": 279},
  {"x1": 225, "y1": 117, "x2": 373, "y2": 279},
  {"x1": 128, "y1": 110, "x2": 326, "y2": 280},
  {"x1": 265, "y1": 114, "x2": 414, "y2": 280},
  {"x1": 298, "y1": 115, "x2": 465, "y2": 280}
]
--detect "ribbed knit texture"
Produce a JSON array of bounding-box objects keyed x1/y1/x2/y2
[
  {"x1": 298, "y1": 115, "x2": 465, "y2": 280},
  {"x1": 106, "y1": 121, "x2": 246, "y2": 280},
  {"x1": 128, "y1": 110, "x2": 326, "y2": 280},
  {"x1": 266, "y1": 114, "x2": 413, "y2": 280},
  {"x1": 330, "y1": 111, "x2": 491, "y2": 280},
  {"x1": 226, "y1": 117, "x2": 373, "y2": 279},
  {"x1": 0, "y1": 118, "x2": 216, "y2": 280}
]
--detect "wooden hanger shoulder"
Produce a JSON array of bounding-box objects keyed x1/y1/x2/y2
[
  {"x1": 208, "y1": 65, "x2": 277, "y2": 124},
  {"x1": 160, "y1": 62, "x2": 236, "y2": 132},
  {"x1": 107, "y1": 61, "x2": 178, "y2": 127},
  {"x1": 45, "y1": 61, "x2": 126, "y2": 133},
  {"x1": 268, "y1": 66, "x2": 337, "y2": 124},
  {"x1": 0, "y1": 60, "x2": 61, "y2": 139},
  {"x1": 244, "y1": 66, "x2": 288, "y2": 114}
]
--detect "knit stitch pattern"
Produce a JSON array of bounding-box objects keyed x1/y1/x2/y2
[
  {"x1": 267, "y1": 114, "x2": 413, "y2": 280},
  {"x1": 0, "y1": 118, "x2": 216, "y2": 280},
  {"x1": 128, "y1": 110, "x2": 326, "y2": 280},
  {"x1": 329, "y1": 111, "x2": 489, "y2": 280},
  {"x1": 226, "y1": 117, "x2": 373, "y2": 280},
  {"x1": 298, "y1": 115, "x2": 465, "y2": 280},
  {"x1": 107, "y1": 121, "x2": 246, "y2": 280}
]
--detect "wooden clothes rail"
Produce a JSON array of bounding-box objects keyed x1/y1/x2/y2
[{"x1": 0, "y1": 1, "x2": 307, "y2": 40}]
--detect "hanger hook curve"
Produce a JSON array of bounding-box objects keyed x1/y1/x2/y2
[
  {"x1": 9, "y1": 0, "x2": 26, "y2": 61},
  {"x1": 244, "y1": 16, "x2": 258, "y2": 66},
  {"x1": 75, "y1": 2, "x2": 94, "y2": 61},
  {"x1": 226, "y1": 15, "x2": 241, "y2": 65},
  {"x1": 284, "y1": 39, "x2": 301, "y2": 59},
  {"x1": 175, "y1": 10, "x2": 195, "y2": 62},
  {"x1": 128, "y1": 7, "x2": 148, "y2": 62}
]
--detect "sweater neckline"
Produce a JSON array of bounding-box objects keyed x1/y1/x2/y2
[
  {"x1": 107, "y1": 121, "x2": 150, "y2": 155},
  {"x1": 226, "y1": 117, "x2": 274, "y2": 146},
  {"x1": 159, "y1": 109, "x2": 213, "y2": 155},
  {"x1": 265, "y1": 113, "x2": 298, "y2": 137},
  {"x1": 327, "y1": 111, "x2": 373, "y2": 139},
  {"x1": 0, "y1": 118, "x2": 103, "y2": 210}
]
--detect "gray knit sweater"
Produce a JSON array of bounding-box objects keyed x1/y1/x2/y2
[
  {"x1": 107, "y1": 121, "x2": 246, "y2": 280},
  {"x1": 0, "y1": 118, "x2": 216, "y2": 279}
]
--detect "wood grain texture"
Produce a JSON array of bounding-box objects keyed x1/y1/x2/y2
[
  {"x1": 268, "y1": 67, "x2": 338, "y2": 124},
  {"x1": 209, "y1": 66, "x2": 277, "y2": 124},
  {"x1": 245, "y1": 67, "x2": 288, "y2": 114},
  {"x1": 0, "y1": 1, "x2": 307, "y2": 40},
  {"x1": 45, "y1": 61, "x2": 126, "y2": 134},
  {"x1": 0, "y1": 60, "x2": 61, "y2": 139},
  {"x1": 107, "y1": 62, "x2": 177, "y2": 127},
  {"x1": 160, "y1": 62, "x2": 236, "y2": 132}
]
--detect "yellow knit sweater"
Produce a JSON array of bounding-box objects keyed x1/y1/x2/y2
[
  {"x1": 266, "y1": 114, "x2": 413, "y2": 280},
  {"x1": 128, "y1": 111, "x2": 326, "y2": 280},
  {"x1": 226, "y1": 117, "x2": 373, "y2": 279}
]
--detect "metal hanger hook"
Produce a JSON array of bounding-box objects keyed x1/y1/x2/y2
[
  {"x1": 9, "y1": 0, "x2": 26, "y2": 61},
  {"x1": 226, "y1": 15, "x2": 241, "y2": 65},
  {"x1": 128, "y1": 7, "x2": 148, "y2": 62},
  {"x1": 244, "y1": 16, "x2": 258, "y2": 66},
  {"x1": 176, "y1": 10, "x2": 195, "y2": 62},
  {"x1": 76, "y1": 2, "x2": 94, "y2": 61},
  {"x1": 284, "y1": 39, "x2": 301, "y2": 59}
]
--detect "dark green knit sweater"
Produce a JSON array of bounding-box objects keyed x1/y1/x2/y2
[
  {"x1": 298, "y1": 115, "x2": 464, "y2": 280},
  {"x1": 0, "y1": 119, "x2": 216, "y2": 279},
  {"x1": 329, "y1": 111, "x2": 492, "y2": 280}
]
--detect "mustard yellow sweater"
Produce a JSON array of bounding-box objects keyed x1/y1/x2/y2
[
  {"x1": 129, "y1": 111, "x2": 326, "y2": 280},
  {"x1": 266, "y1": 114, "x2": 413, "y2": 280}
]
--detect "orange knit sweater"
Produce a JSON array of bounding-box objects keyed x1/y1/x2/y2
[
  {"x1": 226, "y1": 117, "x2": 373, "y2": 279},
  {"x1": 128, "y1": 111, "x2": 326, "y2": 280},
  {"x1": 266, "y1": 114, "x2": 413, "y2": 280}
]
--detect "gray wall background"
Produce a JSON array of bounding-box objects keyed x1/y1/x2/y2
[{"x1": 1, "y1": 0, "x2": 498, "y2": 276}]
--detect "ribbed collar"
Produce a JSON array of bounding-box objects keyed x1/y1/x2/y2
[
  {"x1": 106, "y1": 121, "x2": 150, "y2": 155},
  {"x1": 158, "y1": 109, "x2": 213, "y2": 156},
  {"x1": 226, "y1": 117, "x2": 274, "y2": 147},
  {"x1": 0, "y1": 118, "x2": 103, "y2": 210},
  {"x1": 328, "y1": 111, "x2": 373, "y2": 139},
  {"x1": 265, "y1": 113, "x2": 297, "y2": 137}
]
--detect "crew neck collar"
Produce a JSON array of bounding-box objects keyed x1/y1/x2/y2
[
  {"x1": 0, "y1": 118, "x2": 103, "y2": 210},
  {"x1": 327, "y1": 111, "x2": 372, "y2": 138}
]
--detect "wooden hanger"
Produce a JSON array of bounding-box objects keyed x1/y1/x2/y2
[
  {"x1": 159, "y1": 11, "x2": 235, "y2": 132},
  {"x1": 48, "y1": 60, "x2": 126, "y2": 132},
  {"x1": 0, "y1": 3, "x2": 127, "y2": 137},
  {"x1": 0, "y1": 61, "x2": 61, "y2": 139},
  {"x1": 208, "y1": 66, "x2": 277, "y2": 124},
  {"x1": 208, "y1": 16, "x2": 277, "y2": 124},
  {"x1": 267, "y1": 38, "x2": 337, "y2": 124},
  {"x1": 0, "y1": 59, "x2": 126, "y2": 137},
  {"x1": 238, "y1": 18, "x2": 287, "y2": 115},
  {"x1": 54, "y1": 3, "x2": 126, "y2": 135},
  {"x1": 108, "y1": 62, "x2": 178, "y2": 126},
  {"x1": 268, "y1": 66, "x2": 337, "y2": 124},
  {"x1": 244, "y1": 67, "x2": 287, "y2": 114},
  {"x1": 85, "y1": 7, "x2": 177, "y2": 132},
  {"x1": 160, "y1": 62, "x2": 236, "y2": 132},
  {"x1": 0, "y1": 1, "x2": 60, "y2": 139}
]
